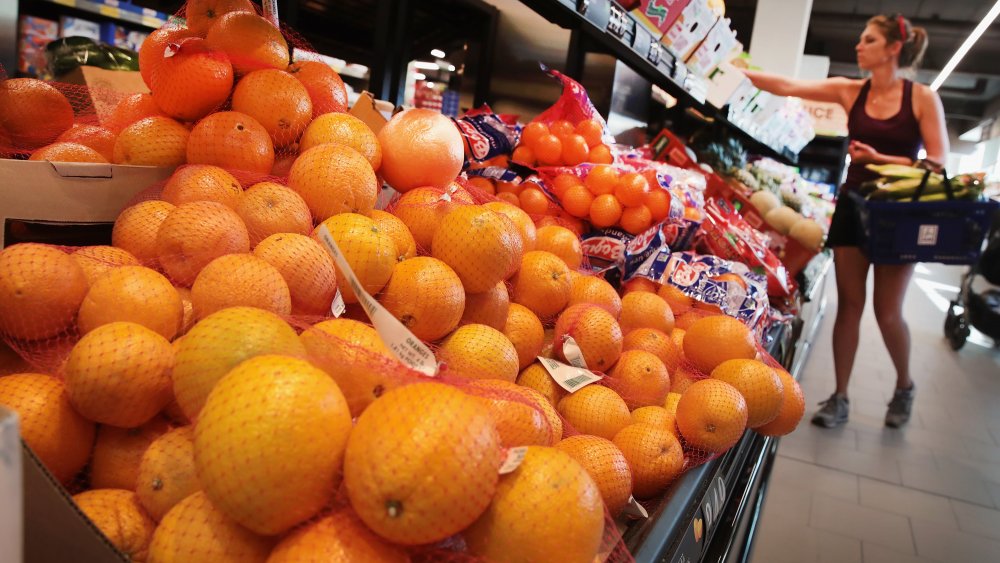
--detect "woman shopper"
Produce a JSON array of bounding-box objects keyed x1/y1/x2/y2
[{"x1": 743, "y1": 14, "x2": 948, "y2": 428}]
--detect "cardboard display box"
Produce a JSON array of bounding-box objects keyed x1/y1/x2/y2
[
  {"x1": 1, "y1": 160, "x2": 173, "y2": 248},
  {"x1": 55, "y1": 67, "x2": 149, "y2": 125}
]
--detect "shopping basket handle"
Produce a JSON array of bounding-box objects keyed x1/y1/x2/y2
[{"x1": 911, "y1": 165, "x2": 954, "y2": 202}]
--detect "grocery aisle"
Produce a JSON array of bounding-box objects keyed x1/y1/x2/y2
[{"x1": 751, "y1": 262, "x2": 1000, "y2": 563}]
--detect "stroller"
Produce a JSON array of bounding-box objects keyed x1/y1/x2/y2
[{"x1": 944, "y1": 208, "x2": 1000, "y2": 350}]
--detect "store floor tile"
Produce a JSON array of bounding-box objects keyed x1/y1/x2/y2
[{"x1": 751, "y1": 263, "x2": 1000, "y2": 563}]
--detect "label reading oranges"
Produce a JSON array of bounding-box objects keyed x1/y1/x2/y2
[
  {"x1": 316, "y1": 225, "x2": 438, "y2": 377},
  {"x1": 499, "y1": 446, "x2": 529, "y2": 475},
  {"x1": 623, "y1": 496, "x2": 649, "y2": 519},
  {"x1": 536, "y1": 356, "x2": 602, "y2": 393}
]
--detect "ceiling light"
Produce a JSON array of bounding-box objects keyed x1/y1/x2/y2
[
  {"x1": 413, "y1": 61, "x2": 438, "y2": 70},
  {"x1": 431, "y1": 49, "x2": 446, "y2": 58},
  {"x1": 414, "y1": 72, "x2": 426, "y2": 80},
  {"x1": 447, "y1": 64, "x2": 456, "y2": 72},
  {"x1": 426, "y1": 82, "x2": 435, "y2": 88},
  {"x1": 931, "y1": 0, "x2": 1000, "y2": 91}
]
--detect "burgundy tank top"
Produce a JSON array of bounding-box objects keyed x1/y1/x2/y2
[{"x1": 843, "y1": 79, "x2": 922, "y2": 188}]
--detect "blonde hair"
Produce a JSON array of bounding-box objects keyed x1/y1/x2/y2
[{"x1": 868, "y1": 14, "x2": 929, "y2": 69}]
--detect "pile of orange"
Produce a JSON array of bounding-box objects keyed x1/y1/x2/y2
[
  {"x1": 549, "y1": 165, "x2": 675, "y2": 235},
  {"x1": 512, "y1": 118, "x2": 613, "y2": 167}
]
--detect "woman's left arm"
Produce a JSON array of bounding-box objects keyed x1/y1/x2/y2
[{"x1": 914, "y1": 84, "x2": 950, "y2": 167}]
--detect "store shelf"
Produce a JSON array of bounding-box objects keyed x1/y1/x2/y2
[
  {"x1": 718, "y1": 112, "x2": 799, "y2": 166},
  {"x1": 42, "y1": 0, "x2": 167, "y2": 29}
]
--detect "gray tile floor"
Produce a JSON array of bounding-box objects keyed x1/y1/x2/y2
[{"x1": 751, "y1": 263, "x2": 1000, "y2": 563}]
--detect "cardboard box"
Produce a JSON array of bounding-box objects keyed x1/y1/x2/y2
[
  {"x1": 630, "y1": 0, "x2": 691, "y2": 38},
  {"x1": 1, "y1": 407, "x2": 22, "y2": 563},
  {"x1": 55, "y1": 67, "x2": 149, "y2": 124},
  {"x1": 349, "y1": 91, "x2": 393, "y2": 135},
  {"x1": 0, "y1": 160, "x2": 173, "y2": 248}
]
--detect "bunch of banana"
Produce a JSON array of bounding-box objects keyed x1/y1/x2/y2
[{"x1": 858, "y1": 164, "x2": 985, "y2": 202}]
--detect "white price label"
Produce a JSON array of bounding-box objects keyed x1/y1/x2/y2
[
  {"x1": 329, "y1": 289, "x2": 346, "y2": 318},
  {"x1": 536, "y1": 356, "x2": 602, "y2": 393},
  {"x1": 499, "y1": 446, "x2": 528, "y2": 475},
  {"x1": 316, "y1": 225, "x2": 438, "y2": 376},
  {"x1": 622, "y1": 496, "x2": 649, "y2": 519},
  {"x1": 560, "y1": 335, "x2": 589, "y2": 369}
]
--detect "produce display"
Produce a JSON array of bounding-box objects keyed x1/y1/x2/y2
[{"x1": 0, "y1": 2, "x2": 813, "y2": 562}]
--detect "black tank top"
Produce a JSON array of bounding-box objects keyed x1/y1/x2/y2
[{"x1": 843, "y1": 79, "x2": 923, "y2": 188}]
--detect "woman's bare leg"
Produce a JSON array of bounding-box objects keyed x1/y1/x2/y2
[
  {"x1": 872, "y1": 263, "x2": 916, "y2": 390},
  {"x1": 832, "y1": 247, "x2": 871, "y2": 396}
]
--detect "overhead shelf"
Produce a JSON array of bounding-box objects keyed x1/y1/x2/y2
[{"x1": 43, "y1": 0, "x2": 168, "y2": 30}]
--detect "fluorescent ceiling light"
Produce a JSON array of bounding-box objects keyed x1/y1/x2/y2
[
  {"x1": 413, "y1": 61, "x2": 438, "y2": 70},
  {"x1": 930, "y1": 0, "x2": 1000, "y2": 91},
  {"x1": 431, "y1": 49, "x2": 446, "y2": 58},
  {"x1": 447, "y1": 64, "x2": 456, "y2": 72},
  {"x1": 414, "y1": 72, "x2": 426, "y2": 80}
]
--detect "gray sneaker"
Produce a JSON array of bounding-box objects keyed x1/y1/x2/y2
[
  {"x1": 811, "y1": 393, "x2": 849, "y2": 428},
  {"x1": 885, "y1": 384, "x2": 915, "y2": 428}
]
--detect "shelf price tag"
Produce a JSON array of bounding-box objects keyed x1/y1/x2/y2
[
  {"x1": 98, "y1": 5, "x2": 120, "y2": 18},
  {"x1": 607, "y1": 4, "x2": 629, "y2": 39},
  {"x1": 536, "y1": 356, "x2": 602, "y2": 393},
  {"x1": 316, "y1": 224, "x2": 438, "y2": 377}
]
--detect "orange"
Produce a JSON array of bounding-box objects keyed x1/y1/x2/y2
[
  {"x1": 378, "y1": 256, "x2": 464, "y2": 342},
  {"x1": 496, "y1": 191, "x2": 519, "y2": 206},
  {"x1": 465, "y1": 446, "x2": 604, "y2": 563},
  {"x1": 584, "y1": 164, "x2": 619, "y2": 196},
  {"x1": 389, "y1": 186, "x2": 465, "y2": 251},
  {"x1": 0, "y1": 78, "x2": 74, "y2": 149},
  {"x1": 150, "y1": 37, "x2": 233, "y2": 121},
  {"x1": 103, "y1": 93, "x2": 165, "y2": 134},
  {"x1": 187, "y1": 111, "x2": 275, "y2": 174},
  {"x1": 299, "y1": 113, "x2": 381, "y2": 169},
  {"x1": 432, "y1": 206, "x2": 523, "y2": 293},
  {"x1": 314, "y1": 213, "x2": 396, "y2": 303},
  {"x1": 232, "y1": 69, "x2": 312, "y2": 147},
  {"x1": 664, "y1": 391, "x2": 682, "y2": 415},
  {"x1": 482, "y1": 201, "x2": 537, "y2": 252},
  {"x1": 0, "y1": 243, "x2": 88, "y2": 341},
  {"x1": 64, "y1": 322, "x2": 174, "y2": 427},
  {"x1": 612, "y1": 423, "x2": 684, "y2": 498},
  {"x1": 267, "y1": 508, "x2": 409, "y2": 563},
  {"x1": 113, "y1": 116, "x2": 189, "y2": 167},
  {"x1": 147, "y1": 491, "x2": 272, "y2": 562},
  {"x1": 589, "y1": 194, "x2": 623, "y2": 228},
  {"x1": 55, "y1": 124, "x2": 116, "y2": 161},
  {"x1": 754, "y1": 368, "x2": 805, "y2": 437},
  {"x1": 253, "y1": 233, "x2": 337, "y2": 316},
  {"x1": 559, "y1": 184, "x2": 594, "y2": 218},
  {"x1": 631, "y1": 405, "x2": 676, "y2": 434},
  {"x1": 553, "y1": 303, "x2": 623, "y2": 371},
  {"x1": 155, "y1": 201, "x2": 251, "y2": 287},
  {"x1": 588, "y1": 144, "x2": 614, "y2": 164},
  {"x1": 205, "y1": 11, "x2": 289, "y2": 75},
  {"x1": 675, "y1": 309, "x2": 711, "y2": 330},
  {"x1": 620, "y1": 291, "x2": 675, "y2": 334},
  {"x1": 658, "y1": 283, "x2": 694, "y2": 316},
  {"x1": 711, "y1": 359, "x2": 785, "y2": 429},
  {"x1": 607, "y1": 349, "x2": 670, "y2": 409},
  {"x1": 518, "y1": 187, "x2": 551, "y2": 215},
  {"x1": 195, "y1": 355, "x2": 352, "y2": 535},
  {"x1": 72, "y1": 246, "x2": 139, "y2": 285},
  {"x1": 0, "y1": 373, "x2": 95, "y2": 483},
  {"x1": 299, "y1": 318, "x2": 396, "y2": 417},
  {"x1": 516, "y1": 362, "x2": 567, "y2": 407},
  {"x1": 671, "y1": 365, "x2": 699, "y2": 394},
  {"x1": 557, "y1": 384, "x2": 630, "y2": 440},
  {"x1": 190, "y1": 253, "x2": 292, "y2": 319},
  {"x1": 378, "y1": 108, "x2": 463, "y2": 192},
  {"x1": 236, "y1": 181, "x2": 312, "y2": 246},
  {"x1": 549, "y1": 120, "x2": 574, "y2": 137},
  {"x1": 467, "y1": 176, "x2": 496, "y2": 195},
  {"x1": 504, "y1": 304, "x2": 545, "y2": 370},
  {"x1": 29, "y1": 142, "x2": 107, "y2": 163},
  {"x1": 550, "y1": 173, "x2": 581, "y2": 199},
  {"x1": 138, "y1": 24, "x2": 195, "y2": 88},
  {"x1": 90, "y1": 417, "x2": 171, "y2": 489},
  {"x1": 344, "y1": 382, "x2": 502, "y2": 545},
  {"x1": 645, "y1": 189, "x2": 671, "y2": 222},
  {"x1": 370, "y1": 209, "x2": 417, "y2": 261},
  {"x1": 290, "y1": 143, "x2": 378, "y2": 221},
  {"x1": 496, "y1": 181, "x2": 523, "y2": 196},
  {"x1": 670, "y1": 327, "x2": 685, "y2": 350},
  {"x1": 575, "y1": 119, "x2": 604, "y2": 148},
  {"x1": 554, "y1": 435, "x2": 632, "y2": 517},
  {"x1": 534, "y1": 225, "x2": 582, "y2": 270},
  {"x1": 136, "y1": 426, "x2": 199, "y2": 521},
  {"x1": 78, "y1": 265, "x2": 183, "y2": 339},
  {"x1": 533, "y1": 133, "x2": 562, "y2": 165},
  {"x1": 561, "y1": 133, "x2": 590, "y2": 166},
  {"x1": 439, "y1": 323, "x2": 518, "y2": 381},
  {"x1": 110, "y1": 200, "x2": 176, "y2": 270},
  {"x1": 510, "y1": 250, "x2": 572, "y2": 319},
  {"x1": 616, "y1": 172, "x2": 650, "y2": 207},
  {"x1": 176, "y1": 287, "x2": 196, "y2": 335},
  {"x1": 184, "y1": 0, "x2": 255, "y2": 36},
  {"x1": 568, "y1": 274, "x2": 622, "y2": 317},
  {"x1": 287, "y1": 60, "x2": 349, "y2": 117},
  {"x1": 675, "y1": 379, "x2": 748, "y2": 453},
  {"x1": 683, "y1": 315, "x2": 756, "y2": 374},
  {"x1": 520, "y1": 122, "x2": 549, "y2": 148},
  {"x1": 468, "y1": 379, "x2": 556, "y2": 447},
  {"x1": 161, "y1": 165, "x2": 243, "y2": 209},
  {"x1": 511, "y1": 145, "x2": 535, "y2": 165},
  {"x1": 72, "y1": 489, "x2": 156, "y2": 561},
  {"x1": 461, "y1": 281, "x2": 510, "y2": 330},
  {"x1": 620, "y1": 205, "x2": 653, "y2": 235},
  {"x1": 623, "y1": 277, "x2": 658, "y2": 294},
  {"x1": 623, "y1": 328, "x2": 681, "y2": 374},
  {"x1": 172, "y1": 306, "x2": 305, "y2": 419}
]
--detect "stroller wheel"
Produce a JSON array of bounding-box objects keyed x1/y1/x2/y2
[{"x1": 947, "y1": 315, "x2": 970, "y2": 351}]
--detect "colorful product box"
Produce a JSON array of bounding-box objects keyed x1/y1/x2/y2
[
  {"x1": 59, "y1": 16, "x2": 102, "y2": 42},
  {"x1": 18, "y1": 16, "x2": 58, "y2": 77},
  {"x1": 662, "y1": 0, "x2": 718, "y2": 61},
  {"x1": 630, "y1": 0, "x2": 691, "y2": 38}
]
